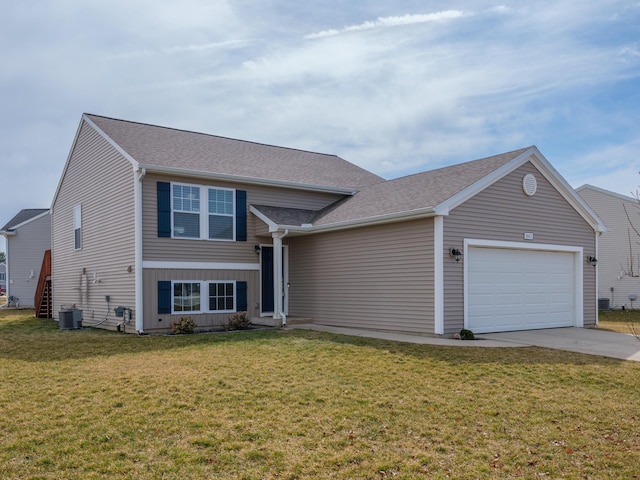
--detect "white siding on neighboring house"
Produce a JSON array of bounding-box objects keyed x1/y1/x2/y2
[
  {"x1": 578, "y1": 185, "x2": 640, "y2": 309},
  {"x1": 4, "y1": 213, "x2": 51, "y2": 307}
]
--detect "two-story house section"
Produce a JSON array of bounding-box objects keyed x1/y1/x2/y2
[
  {"x1": 52, "y1": 113, "x2": 605, "y2": 335},
  {"x1": 51, "y1": 114, "x2": 383, "y2": 333}
]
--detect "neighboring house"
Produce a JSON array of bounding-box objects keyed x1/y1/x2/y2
[
  {"x1": 0, "y1": 209, "x2": 51, "y2": 307},
  {"x1": 0, "y1": 262, "x2": 6, "y2": 293},
  {"x1": 51, "y1": 114, "x2": 605, "y2": 335},
  {"x1": 577, "y1": 185, "x2": 640, "y2": 309}
]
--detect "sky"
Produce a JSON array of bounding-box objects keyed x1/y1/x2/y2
[{"x1": 1, "y1": 0, "x2": 640, "y2": 253}]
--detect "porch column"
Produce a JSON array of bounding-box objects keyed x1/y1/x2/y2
[{"x1": 272, "y1": 231, "x2": 286, "y2": 325}]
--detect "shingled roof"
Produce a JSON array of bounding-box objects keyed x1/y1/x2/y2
[
  {"x1": 1, "y1": 209, "x2": 49, "y2": 232},
  {"x1": 85, "y1": 114, "x2": 384, "y2": 192},
  {"x1": 251, "y1": 147, "x2": 532, "y2": 230}
]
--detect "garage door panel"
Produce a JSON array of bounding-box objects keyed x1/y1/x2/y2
[{"x1": 467, "y1": 246, "x2": 576, "y2": 333}]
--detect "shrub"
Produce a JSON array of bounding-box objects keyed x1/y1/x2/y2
[
  {"x1": 459, "y1": 328, "x2": 475, "y2": 340},
  {"x1": 172, "y1": 316, "x2": 196, "y2": 334},
  {"x1": 225, "y1": 311, "x2": 251, "y2": 331}
]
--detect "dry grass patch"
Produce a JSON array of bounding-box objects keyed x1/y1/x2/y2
[
  {"x1": 598, "y1": 309, "x2": 640, "y2": 336},
  {"x1": 1, "y1": 309, "x2": 639, "y2": 479}
]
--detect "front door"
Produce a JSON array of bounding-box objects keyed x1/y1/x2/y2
[
  {"x1": 260, "y1": 245, "x2": 287, "y2": 316},
  {"x1": 261, "y1": 246, "x2": 275, "y2": 314}
]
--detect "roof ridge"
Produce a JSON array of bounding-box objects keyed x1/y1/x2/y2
[{"x1": 85, "y1": 113, "x2": 343, "y2": 159}]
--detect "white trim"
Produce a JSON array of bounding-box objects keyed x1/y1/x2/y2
[
  {"x1": 143, "y1": 260, "x2": 259, "y2": 270},
  {"x1": 434, "y1": 216, "x2": 444, "y2": 335},
  {"x1": 576, "y1": 184, "x2": 637, "y2": 203},
  {"x1": 279, "y1": 207, "x2": 437, "y2": 235},
  {"x1": 4, "y1": 210, "x2": 50, "y2": 232},
  {"x1": 594, "y1": 231, "x2": 599, "y2": 327},
  {"x1": 134, "y1": 167, "x2": 145, "y2": 333},
  {"x1": 249, "y1": 206, "x2": 279, "y2": 233},
  {"x1": 171, "y1": 181, "x2": 237, "y2": 241},
  {"x1": 434, "y1": 147, "x2": 607, "y2": 233},
  {"x1": 463, "y1": 238, "x2": 584, "y2": 331}
]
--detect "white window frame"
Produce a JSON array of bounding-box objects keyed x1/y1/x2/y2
[
  {"x1": 171, "y1": 281, "x2": 203, "y2": 314},
  {"x1": 207, "y1": 281, "x2": 236, "y2": 313},
  {"x1": 171, "y1": 280, "x2": 237, "y2": 315},
  {"x1": 171, "y1": 182, "x2": 236, "y2": 241},
  {"x1": 73, "y1": 205, "x2": 82, "y2": 250}
]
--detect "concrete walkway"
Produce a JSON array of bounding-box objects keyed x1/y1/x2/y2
[{"x1": 288, "y1": 324, "x2": 640, "y2": 361}]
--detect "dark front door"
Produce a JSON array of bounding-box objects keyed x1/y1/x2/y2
[{"x1": 261, "y1": 246, "x2": 274, "y2": 314}]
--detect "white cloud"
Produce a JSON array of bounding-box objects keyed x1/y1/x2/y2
[{"x1": 304, "y1": 10, "x2": 468, "y2": 39}]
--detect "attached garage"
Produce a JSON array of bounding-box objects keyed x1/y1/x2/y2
[{"x1": 465, "y1": 240, "x2": 583, "y2": 333}]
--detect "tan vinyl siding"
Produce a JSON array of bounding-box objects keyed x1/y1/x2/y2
[
  {"x1": 578, "y1": 187, "x2": 640, "y2": 308},
  {"x1": 289, "y1": 219, "x2": 435, "y2": 334},
  {"x1": 443, "y1": 162, "x2": 596, "y2": 334},
  {"x1": 143, "y1": 268, "x2": 259, "y2": 332},
  {"x1": 142, "y1": 172, "x2": 344, "y2": 262},
  {"x1": 5, "y1": 214, "x2": 51, "y2": 307},
  {"x1": 51, "y1": 121, "x2": 136, "y2": 330}
]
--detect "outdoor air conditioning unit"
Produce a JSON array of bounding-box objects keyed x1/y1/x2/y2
[{"x1": 59, "y1": 308, "x2": 83, "y2": 329}]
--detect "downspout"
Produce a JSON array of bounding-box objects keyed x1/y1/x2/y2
[
  {"x1": 272, "y1": 229, "x2": 289, "y2": 326},
  {"x1": 134, "y1": 167, "x2": 146, "y2": 333}
]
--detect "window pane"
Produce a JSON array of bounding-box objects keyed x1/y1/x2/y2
[
  {"x1": 208, "y1": 282, "x2": 234, "y2": 312},
  {"x1": 74, "y1": 228, "x2": 82, "y2": 250},
  {"x1": 208, "y1": 188, "x2": 233, "y2": 215},
  {"x1": 174, "y1": 212, "x2": 200, "y2": 238},
  {"x1": 174, "y1": 185, "x2": 200, "y2": 212},
  {"x1": 209, "y1": 215, "x2": 233, "y2": 240},
  {"x1": 174, "y1": 282, "x2": 200, "y2": 312}
]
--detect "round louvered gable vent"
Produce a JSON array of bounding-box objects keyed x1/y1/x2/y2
[{"x1": 522, "y1": 173, "x2": 537, "y2": 196}]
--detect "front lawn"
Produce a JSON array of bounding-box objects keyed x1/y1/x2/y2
[
  {"x1": 1, "y1": 309, "x2": 639, "y2": 479},
  {"x1": 598, "y1": 308, "x2": 640, "y2": 336}
]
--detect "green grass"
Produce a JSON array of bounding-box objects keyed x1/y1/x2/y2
[{"x1": 1, "y1": 309, "x2": 639, "y2": 479}]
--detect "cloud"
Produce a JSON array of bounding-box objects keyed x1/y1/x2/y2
[{"x1": 304, "y1": 10, "x2": 468, "y2": 39}]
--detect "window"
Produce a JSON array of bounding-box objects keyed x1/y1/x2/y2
[
  {"x1": 73, "y1": 205, "x2": 82, "y2": 250},
  {"x1": 173, "y1": 282, "x2": 201, "y2": 313},
  {"x1": 159, "y1": 280, "x2": 247, "y2": 315},
  {"x1": 208, "y1": 281, "x2": 235, "y2": 312},
  {"x1": 208, "y1": 188, "x2": 234, "y2": 240},
  {"x1": 172, "y1": 184, "x2": 200, "y2": 238},
  {"x1": 171, "y1": 183, "x2": 235, "y2": 240},
  {"x1": 0, "y1": 273, "x2": 5, "y2": 281}
]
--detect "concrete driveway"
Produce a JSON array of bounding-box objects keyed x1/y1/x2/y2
[
  {"x1": 478, "y1": 327, "x2": 640, "y2": 361},
  {"x1": 290, "y1": 324, "x2": 640, "y2": 361}
]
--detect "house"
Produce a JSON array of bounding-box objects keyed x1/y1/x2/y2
[
  {"x1": 0, "y1": 262, "x2": 6, "y2": 294},
  {"x1": 577, "y1": 185, "x2": 640, "y2": 309},
  {"x1": 51, "y1": 114, "x2": 605, "y2": 335},
  {"x1": 0, "y1": 209, "x2": 51, "y2": 308}
]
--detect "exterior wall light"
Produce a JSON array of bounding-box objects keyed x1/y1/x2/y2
[
  {"x1": 450, "y1": 248, "x2": 462, "y2": 263},
  {"x1": 587, "y1": 256, "x2": 598, "y2": 267},
  {"x1": 254, "y1": 244, "x2": 261, "y2": 254}
]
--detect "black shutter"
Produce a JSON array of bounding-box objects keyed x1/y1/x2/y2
[
  {"x1": 236, "y1": 281, "x2": 248, "y2": 311},
  {"x1": 235, "y1": 190, "x2": 247, "y2": 241},
  {"x1": 158, "y1": 281, "x2": 171, "y2": 314},
  {"x1": 157, "y1": 182, "x2": 171, "y2": 238}
]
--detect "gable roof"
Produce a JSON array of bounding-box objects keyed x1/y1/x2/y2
[
  {"x1": 83, "y1": 114, "x2": 384, "y2": 193},
  {"x1": 252, "y1": 146, "x2": 607, "y2": 234},
  {"x1": 576, "y1": 184, "x2": 638, "y2": 203},
  {"x1": 0, "y1": 209, "x2": 50, "y2": 233}
]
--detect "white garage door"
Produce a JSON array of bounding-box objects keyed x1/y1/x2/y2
[{"x1": 467, "y1": 246, "x2": 577, "y2": 333}]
